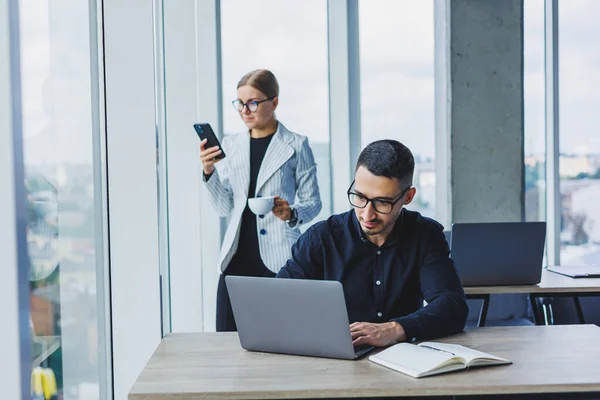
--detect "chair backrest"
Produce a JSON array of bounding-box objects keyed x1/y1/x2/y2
[{"x1": 443, "y1": 230, "x2": 452, "y2": 248}]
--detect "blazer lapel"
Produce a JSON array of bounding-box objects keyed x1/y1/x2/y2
[
  {"x1": 238, "y1": 133, "x2": 251, "y2": 198},
  {"x1": 255, "y1": 125, "x2": 294, "y2": 195}
]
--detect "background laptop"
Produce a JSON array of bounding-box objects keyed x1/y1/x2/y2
[
  {"x1": 450, "y1": 222, "x2": 546, "y2": 286},
  {"x1": 225, "y1": 276, "x2": 373, "y2": 360},
  {"x1": 547, "y1": 265, "x2": 600, "y2": 278}
]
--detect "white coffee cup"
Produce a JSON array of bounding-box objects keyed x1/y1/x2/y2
[{"x1": 247, "y1": 196, "x2": 276, "y2": 215}]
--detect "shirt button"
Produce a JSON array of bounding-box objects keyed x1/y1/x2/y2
[
  {"x1": 260, "y1": 229, "x2": 267, "y2": 235},
  {"x1": 377, "y1": 250, "x2": 381, "y2": 255},
  {"x1": 376, "y1": 280, "x2": 381, "y2": 286},
  {"x1": 377, "y1": 312, "x2": 383, "y2": 318}
]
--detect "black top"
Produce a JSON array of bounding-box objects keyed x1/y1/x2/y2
[
  {"x1": 276, "y1": 209, "x2": 469, "y2": 341},
  {"x1": 227, "y1": 134, "x2": 274, "y2": 275},
  {"x1": 248, "y1": 135, "x2": 273, "y2": 199}
]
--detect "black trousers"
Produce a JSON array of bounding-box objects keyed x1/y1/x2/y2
[{"x1": 216, "y1": 256, "x2": 276, "y2": 332}]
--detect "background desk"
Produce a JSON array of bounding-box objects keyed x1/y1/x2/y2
[
  {"x1": 464, "y1": 268, "x2": 600, "y2": 326},
  {"x1": 129, "y1": 325, "x2": 600, "y2": 399}
]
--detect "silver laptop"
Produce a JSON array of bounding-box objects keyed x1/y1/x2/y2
[
  {"x1": 547, "y1": 265, "x2": 600, "y2": 278},
  {"x1": 450, "y1": 222, "x2": 546, "y2": 286},
  {"x1": 225, "y1": 276, "x2": 374, "y2": 360}
]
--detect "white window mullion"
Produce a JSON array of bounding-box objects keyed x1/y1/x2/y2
[
  {"x1": 327, "y1": 0, "x2": 361, "y2": 213},
  {"x1": 544, "y1": 0, "x2": 560, "y2": 266},
  {"x1": 0, "y1": 0, "x2": 31, "y2": 398}
]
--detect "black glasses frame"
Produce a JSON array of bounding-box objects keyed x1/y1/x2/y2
[
  {"x1": 232, "y1": 97, "x2": 275, "y2": 112},
  {"x1": 346, "y1": 180, "x2": 411, "y2": 214}
]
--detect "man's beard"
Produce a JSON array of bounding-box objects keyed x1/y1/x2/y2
[
  {"x1": 360, "y1": 218, "x2": 387, "y2": 236},
  {"x1": 360, "y1": 210, "x2": 401, "y2": 236}
]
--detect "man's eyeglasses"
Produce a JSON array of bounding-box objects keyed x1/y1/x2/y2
[
  {"x1": 347, "y1": 181, "x2": 411, "y2": 214},
  {"x1": 232, "y1": 97, "x2": 275, "y2": 113}
]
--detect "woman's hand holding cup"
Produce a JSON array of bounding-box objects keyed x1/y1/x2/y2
[{"x1": 272, "y1": 196, "x2": 292, "y2": 221}]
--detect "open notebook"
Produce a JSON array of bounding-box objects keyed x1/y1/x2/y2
[{"x1": 369, "y1": 342, "x2": 511, "y2": 378}]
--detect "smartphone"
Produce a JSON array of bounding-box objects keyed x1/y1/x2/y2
[{"x1": 194, "y1": 123, "x2": 226, "y2": 160}]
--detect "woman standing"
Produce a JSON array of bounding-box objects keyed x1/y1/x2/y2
[{"x1": 200, "y1": 69, "x2": 322, "y2": 331}]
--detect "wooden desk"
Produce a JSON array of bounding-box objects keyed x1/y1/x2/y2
[
  {"x1": 464, "y1": 269, "x2": 600, "y2": 326},
  {"x1": 464, "y1": 268, "x2": 600, "y2": 295},
  {"x1": 129, "y1": 325, "x2": 600, "y2": 399}
]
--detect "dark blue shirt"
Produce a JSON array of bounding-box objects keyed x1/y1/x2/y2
[{"x1": 276, "y1": 209, "x2": 468, "y2": 341}]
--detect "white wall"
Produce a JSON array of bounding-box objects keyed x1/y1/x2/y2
[
  {"x1": 103, "y1": 0, "x2": 162, "y2": 398},
  {"x1": 162, "y1": 0, "x2": 223, "y2": 333},
  {"x1": 0, "y1": 0, "x2": 29, "y2": 397},
  {"x1": 162, "y1": 0, "x2": 216, "y2": 333}
]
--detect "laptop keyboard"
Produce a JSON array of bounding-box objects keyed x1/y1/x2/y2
[{"x1": 353, "y1": 344, "x2": 374, "y2": 359}]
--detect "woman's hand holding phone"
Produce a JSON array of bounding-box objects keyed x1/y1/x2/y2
[{"x1": 199, "y1": 138, "x2": 223, "y2": 175}]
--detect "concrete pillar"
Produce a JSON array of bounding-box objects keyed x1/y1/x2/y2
[
  {"x1": 435, "y1": 0, "x2": 526, "y2": 322},
  {"x1": 436, "y1": 0, "x2": 524, "y2": 226}
]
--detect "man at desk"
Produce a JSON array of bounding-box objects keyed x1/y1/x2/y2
[{"x1": 277, "y1": 140, "x2": 468, "y2": 347}]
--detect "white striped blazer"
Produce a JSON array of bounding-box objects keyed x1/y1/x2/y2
[{"x1": 202, "y1": 122, "x2": 322, "y2": 273}]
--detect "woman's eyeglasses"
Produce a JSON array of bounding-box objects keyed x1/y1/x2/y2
[{"x1": 232, "y1": 97, "x2": 275, "y2": 113}]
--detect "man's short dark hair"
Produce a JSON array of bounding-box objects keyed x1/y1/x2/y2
[{"x1": 355, "y1": 140, "x2": 415, "y2": 187}]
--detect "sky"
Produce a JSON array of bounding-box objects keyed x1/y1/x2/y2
[
  {"x1": 524, "y1": 0, "x2": 600, "y2": 157},
  {"x1": 221, "y1": 0, "x2": 600, "y2": 159},
  {"x1": 18, "y1": 0, "x2": 600, "y2": 167},
  {"x1": 19, "y1": 0, "x2": 93, "y2": 166}
]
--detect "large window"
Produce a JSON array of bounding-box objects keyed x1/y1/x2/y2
[
  {"x1": 359, "y1": 0, "x2": 435, "y2": 218},
  {"x1": 524, "y1": 0, "x2": 546, "y2": 224},
  {"x1": 220, "y1": 0, "x2": 331, "y2": 224},
  {"x1": 20, "y1": 0, "x2": 108, "y2": 398},
  {"x1": 559, "y1": 1, "x2": 600, "y2": 264}
]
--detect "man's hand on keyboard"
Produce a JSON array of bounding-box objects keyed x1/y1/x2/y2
[{"x1": 350, "y1": 321, "x2": 406, "y2": 347}]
